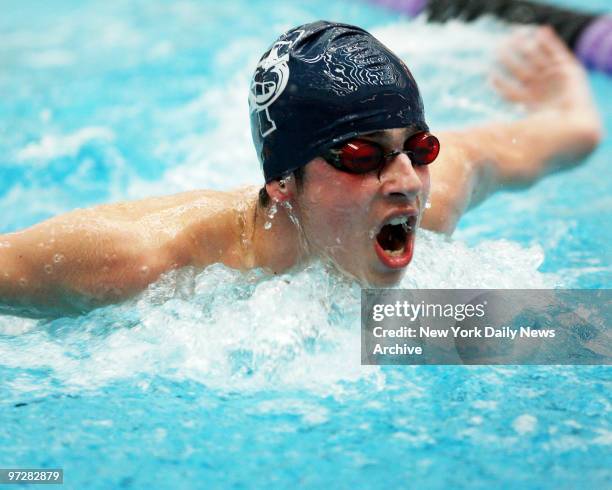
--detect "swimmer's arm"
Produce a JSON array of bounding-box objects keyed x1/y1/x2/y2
[
  {"x1": 421, "y1": 113, "x2": 602, "y2": 234},
  {"x1": 0, "y1": 192, "x2": 215, "y2": 316},
  {"x1": 422, "y1": 26, "x2": 603, "y2": 235}
]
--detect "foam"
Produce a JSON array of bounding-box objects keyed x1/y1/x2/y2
[{"x1": 0, "y1": 231, "x2": 556, "y2": 401}]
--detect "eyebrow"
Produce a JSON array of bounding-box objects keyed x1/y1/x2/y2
[{"x1": 361, "y1": 130, "x2": 386, "y2": 137}]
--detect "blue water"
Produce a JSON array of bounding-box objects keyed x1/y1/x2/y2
[{"x1": 0, "y1": 0, "x2": 610, "y2": 488}]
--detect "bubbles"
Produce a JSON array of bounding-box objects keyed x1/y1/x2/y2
[
  {"x1": 44, "y1": 264, "x2": 53, "y2": 274},
  {"x1": 53, "y1": 253, "x2": 65, "y2": 263}
]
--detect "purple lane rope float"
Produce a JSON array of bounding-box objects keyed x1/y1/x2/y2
[{"x1": 367, "y1": 0, "x2": 612, "y2": 74}]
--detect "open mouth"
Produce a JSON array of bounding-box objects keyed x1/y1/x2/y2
[{"x1": 373, "y1": 215, "x2": 417, "y2": 269}]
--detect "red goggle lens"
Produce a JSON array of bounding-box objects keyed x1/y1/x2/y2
[
  {"x1": 404, "y1": 132, "x2": 440, "y2": 166},
  {"x1": 338, "y1": 140, "x2": 385, "y2": 173}
]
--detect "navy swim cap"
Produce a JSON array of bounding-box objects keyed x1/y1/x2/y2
[{"x1": 249, "y1": 20, "x2": 429, "y2": 183}]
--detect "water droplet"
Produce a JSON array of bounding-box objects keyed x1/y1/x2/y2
[
  {"x1": 425, "y1": 200, "x2": 432, "y2": 209},
  {"x1": 102, "y1": 266, "x2": 110, "y2": 274},
  {"x1": 19, "y1": 278, "x2": 27, "y2": 287},
  {"x1": 53, "y1": 253, "x2": 65, "y2": 263},
  {"x1": 139, "y1": 266, "x2": 150, "y2": 276},
  {"x1": 264, "y1": 202, "x2": 278, "y2": 230},
  {"x1": 44, "y1": 264, "x2": 53, "y2": 274},
  {"x1": 281, "y1": 200, "x2": 301, "y2": 228},
  {"x1": 267, "y1": 203, "x2": 278, "y2": 220}
]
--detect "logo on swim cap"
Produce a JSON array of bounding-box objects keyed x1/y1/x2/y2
[{"x1": 249, "y1": 30, "x2": 304, "y2": 138}]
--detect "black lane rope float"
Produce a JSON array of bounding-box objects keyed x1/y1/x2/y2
[{"x1": 368, "y1": 0, "x2": 612, "y2": 74}]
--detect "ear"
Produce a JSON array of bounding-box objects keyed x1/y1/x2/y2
[{"x1": 265, "y1": 176, "x2": 296, "y2": 202}]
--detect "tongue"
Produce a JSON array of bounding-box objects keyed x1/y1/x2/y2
[{"x1": 377, "y1": 224, "x2": 406, "y2": 252}]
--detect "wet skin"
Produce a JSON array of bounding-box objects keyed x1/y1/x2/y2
[
  {"x1": 288, "y1": 128, "x2": 429, "y2": 286},
  {"x1": 0, "y1": 27, "x2": 603, "y2": 314}
]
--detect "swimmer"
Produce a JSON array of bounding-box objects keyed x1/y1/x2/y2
[{"x1": 0, "y1": 22, "x2": 602, "y2": 315}]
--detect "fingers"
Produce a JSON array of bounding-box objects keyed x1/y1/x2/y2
[
  {"x1": 492, "y1": 25, "x2": 593, "y2": 113},
  {"x1": 495, "y1": 25, "x2": 579, "y2": 88},
  {"x1": 497, "y1": 46, "x2": 535, "y2": 85},
  {"x1": 537, "y1": 25, "x2": 574, "y2": 61},
  {"x1": 489, "y1": 71, "x2": 529, "y2": 104},
  {"x1": 500, "y1": 25, "x2": 576, "y2": 68},
  {"x1": 514, "y1": 27, "x2": 551, "y2": 69},
  {"x1": 496, "y1": 28, "x2": 540, "y2": 83}
]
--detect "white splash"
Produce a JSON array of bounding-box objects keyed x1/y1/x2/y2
[
  {"x1": 0, "y1": 230, "x2": 555, "y2": 400},
  {"x1": 16, "y1": 127, "x2": 115, "y2": 162},
  {"x1": 513, "y1": 414, "x2": 538, "y2": 435}
]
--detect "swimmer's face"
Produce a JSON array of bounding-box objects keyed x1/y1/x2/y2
[{"x1": 294, "y1": 127, "x2": 431, "y2": 286}]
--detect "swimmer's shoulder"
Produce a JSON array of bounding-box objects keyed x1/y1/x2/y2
[
  {"x1": 87, "y1": 186, "x2": 258, "y2": 223},
  {"x1": 155, "y1": 186, "x2": 259, "y2": 269},
  {"x1": 79, "y1": 186, "x2": 258, "y2": 269}
]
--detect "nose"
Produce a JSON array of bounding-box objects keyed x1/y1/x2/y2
[{"x1": 379, "y1": 152, "x2": 424, "y2": 200}]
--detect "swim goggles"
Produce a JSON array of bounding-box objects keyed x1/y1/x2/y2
[{"x1": 322, "y1": 132, "x2": 440, "y2": 174}]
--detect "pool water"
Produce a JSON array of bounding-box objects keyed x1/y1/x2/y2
[{"x1": 0, "y1": 0, "x2": 610, "y2": 488}]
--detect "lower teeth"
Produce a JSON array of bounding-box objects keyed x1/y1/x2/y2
[{"x1": 386, "y1": 246, "x2": 405, "y2": 256}]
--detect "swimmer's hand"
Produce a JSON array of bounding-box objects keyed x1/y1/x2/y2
[
  {"x1": 422, "y1": 26, "x2": 602, "y2": 235},
  {"x1": 491, "y1": 26, "x2": 602, "y2": 133}
]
